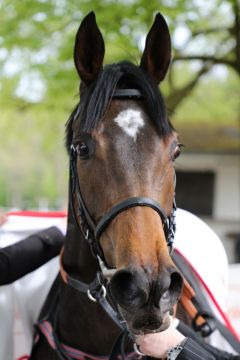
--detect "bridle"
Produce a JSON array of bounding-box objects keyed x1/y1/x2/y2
[
  {"x1": 59, "y1": 88, "x2": 177, "y2": 358},
  {"x1": 70, "y1": 88, "x2": 176, "y2": 264},
  {"x1": 45, "y1": 90, "x2": 240, "y2": 360}
]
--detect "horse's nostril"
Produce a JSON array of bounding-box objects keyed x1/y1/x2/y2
[
  {"x1": 169, "y1": 270, "x2": 184, "y2": 300},
  {"x1": 110, "y1": 270, "x2": 134, "y2": 299},
  {"x1": 153, "y1": 269, "x2": 183, "y2": 308},
  {"x1": 109, "y1": 269, "x2": 148, "y2": 308},
  {"x1": 109, "y1": 268, "x2": 183, "y2": 311}
]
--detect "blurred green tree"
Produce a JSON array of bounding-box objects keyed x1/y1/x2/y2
[{"x1": 0, "y1": 0, "x2": 239, "y2": 208}]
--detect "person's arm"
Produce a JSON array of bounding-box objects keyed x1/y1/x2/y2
[
  {"x1": 0, "y1": 226, "x2": 64, "y2": 285},
  {"x1": 176, "y1": 320, "x2": 240, "y2": 360},
  {"x1": 0, "y1": 211, "x2": 7, "y2": 225},
  {"x1": 136, "y1": 321, "x2": 239, "y2": 360},
  {"x1": 176, "y1": 337, "x2": 215, "y2": 360}
]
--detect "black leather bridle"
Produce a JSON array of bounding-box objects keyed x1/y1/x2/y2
[
  {"x1": 59, "y1": 88, "x2": 177, "y2": 359},
  {"x1": 70, "y1": 89, "x2": 176, "y2": 265}
]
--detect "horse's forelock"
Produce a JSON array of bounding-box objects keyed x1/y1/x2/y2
[{"x1": 65, "y1": 61, "x2": 173, "y2": 153}]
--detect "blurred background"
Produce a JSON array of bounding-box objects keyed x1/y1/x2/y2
[{"x1": 0, "y1": 0, "x2": 239, "y2": 262}]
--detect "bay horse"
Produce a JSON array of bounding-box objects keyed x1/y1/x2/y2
[{"x1": 31, "y1": 11, "x2": 184, "y2": 359}]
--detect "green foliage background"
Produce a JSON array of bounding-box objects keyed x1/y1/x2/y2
[{"x1": 0, "y1": 0, "x2": 239, "y2": 208}]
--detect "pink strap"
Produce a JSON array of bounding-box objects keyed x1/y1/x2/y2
[
  {"x1": 37, "y1": 320, "x2": 107, "y2": 360},
  {"x1": 37, "y1": 320, "x2": 138, "y2": 360}
]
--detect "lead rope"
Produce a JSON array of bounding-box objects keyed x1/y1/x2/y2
[
  {"x1": 179, "y1": 279, "x2": 207, "y2": 330},
  {"x1": 109, "y1": 331, "x2": 128, "y2": 360}
]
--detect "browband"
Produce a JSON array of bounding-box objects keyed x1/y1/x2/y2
[{"x1": 112, "y1": 89, "x2": 143, "y2": 99}]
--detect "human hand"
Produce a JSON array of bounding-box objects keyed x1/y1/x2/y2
[
  {"x1": 135, "y1": 325, "x2": 186, "y2": 358},
  {"x1": 0, "y1": 210, "x2": 7, "y2": 226}
]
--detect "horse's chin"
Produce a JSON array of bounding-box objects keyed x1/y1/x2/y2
[{"x1": 127, "y1": 312, "x2": 172, "y2": 336}]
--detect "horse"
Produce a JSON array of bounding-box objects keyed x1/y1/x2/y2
[{"x1": 30, "y1": 11, "x2": 186, "y2": 359}]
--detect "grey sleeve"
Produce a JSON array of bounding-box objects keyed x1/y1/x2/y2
[{"x1": 177, "y1": 338, "x2": 216, "y2": 360}]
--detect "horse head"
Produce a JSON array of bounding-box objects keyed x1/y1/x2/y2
[{"x1": 66, "y1": 12, "x2": 183, "y2": 336}]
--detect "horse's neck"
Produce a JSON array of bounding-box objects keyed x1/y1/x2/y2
[
  {"x1": 58, "y1": 210, "x2": 120, "y2": 355},
  {"x1": 62, "y1": 213, "x2": 98, "y2": 281}
]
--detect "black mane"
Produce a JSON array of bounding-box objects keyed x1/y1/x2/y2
[{"x1": 66, "y1": 61, "x2": 173, "y2": 151}]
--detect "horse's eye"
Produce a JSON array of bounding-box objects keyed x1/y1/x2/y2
[
  {"x1": 172, "y1": 144, "x2": 182, "y2": 161},
  {"x1": 76, "y1": 142, "x2": 89, "y2": 158}
]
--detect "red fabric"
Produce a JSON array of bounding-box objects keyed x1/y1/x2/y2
[
  {"x1": 17, "y1": 356, "x2": 30, "y2": 360},
  {"x1": 8, "y1": 211, "x2": 238, "y2": 342},
  {"x1": 175, "y1": 248, "x2": 240, "y2": 340},
  {"x1": 7, "y1": 210, "x2": 67, "y2": 218}
]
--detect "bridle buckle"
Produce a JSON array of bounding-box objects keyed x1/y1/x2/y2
[
  {"x1": 84, "y1": 228, "x2": 89, "y2": 241},
  {"x1": 87, "y1": 285, "x2": 107, "y2": 302}
]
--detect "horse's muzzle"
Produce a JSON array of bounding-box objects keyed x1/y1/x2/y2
[{"x1": 109, "y1": 266, "x2": 183, "y2": 334}]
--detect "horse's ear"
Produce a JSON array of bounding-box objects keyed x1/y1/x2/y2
[
  {"x1": 74, "y1": 12, "x2": 105, "y2": 84},
  {"x1": 140, "y1": 13, "x2": 171, "y2": 84}
]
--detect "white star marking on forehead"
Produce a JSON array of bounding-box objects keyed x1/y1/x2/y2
[{"x1": 114, "y1": 109, "x2": 145, "y2": 141}]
